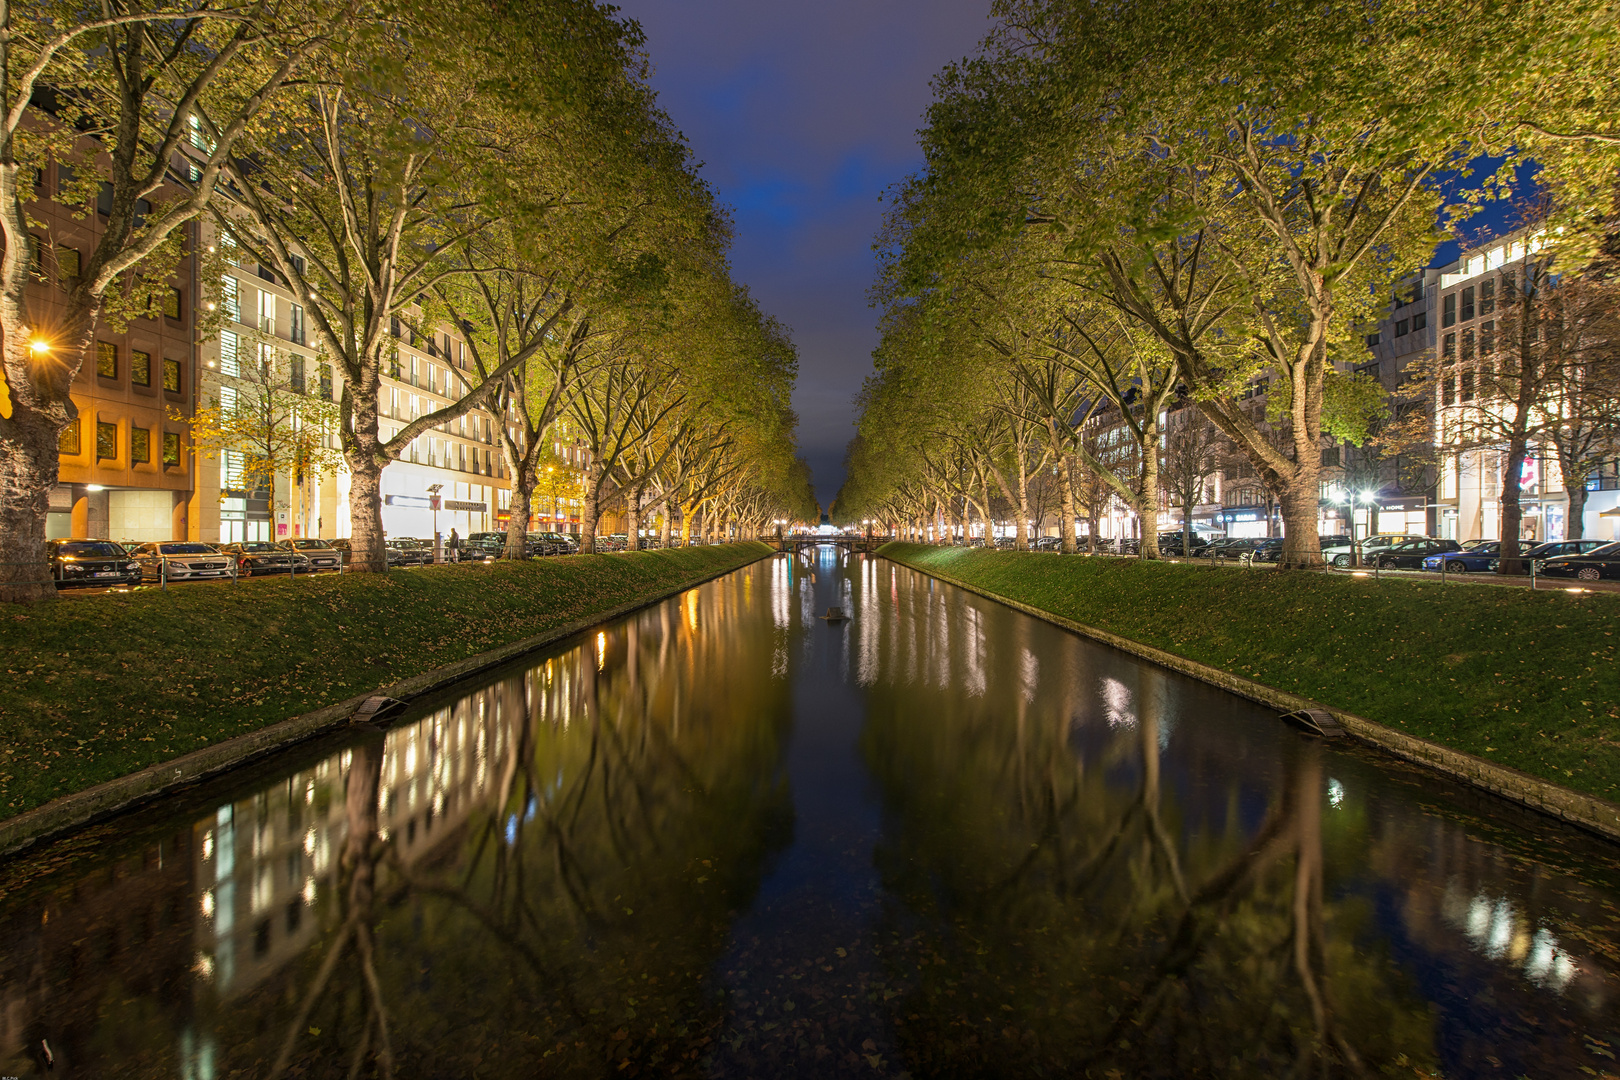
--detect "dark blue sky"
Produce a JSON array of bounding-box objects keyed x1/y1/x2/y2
[{"x1": 614, "y1": 0, "x2": 993, "y2": 508}]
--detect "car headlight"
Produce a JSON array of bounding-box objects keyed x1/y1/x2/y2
[
  {"x1": 124, "y1": 562, "x2": 138, "y2": 570},
  {"x1": 63, "y1": 564, "x2": 83, "y2": 573}
]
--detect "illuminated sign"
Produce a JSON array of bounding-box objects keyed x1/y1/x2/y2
[{"x1": 443, "y1": 500, "x2": 486, "y2": 513}]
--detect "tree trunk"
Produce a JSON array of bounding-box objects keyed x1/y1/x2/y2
[
  {"x1": 1137, "y1": 420, "x2": 1160, "y2": 560},
  {"x1": 504, "y1": 477, "x2": 534, "y2": 560},
  {"x1": 625, "y1": 486, "x2": 642, "y2": 551},
  {"x1": 0, "y1": 401, "x2": 63, "y2": 604},
  {"x1": 345, "y1": 451, "x2": 388, "y2": 572},
  {"x1": 1565, "y1": 473, "x2": 1588, "y2": 540},
  {"x1": 1058, "y1": 453, "x2": 1078, "y2": 554},
  {"x1": 1498, "y1": 442, "x2": 1528, "y2": 575},
  {"x1": 660, "y1": 500, "x2": 673, "y2": 546},
  {"x1": 580, "y1": 460, "x2": 602, "y2": 552},
  {"x1": 1278, "y1": 480, "x2": 1324, "y2": 570}
]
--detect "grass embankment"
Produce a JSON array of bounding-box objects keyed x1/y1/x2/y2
[
  {"x1": 881, "y1": 543, "x2": 1620, "y2": 803},
  {"x1": 0, "y1": 542, "x2": 772, "y2": 821}
]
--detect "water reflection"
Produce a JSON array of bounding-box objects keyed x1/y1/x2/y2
[{"x1": 0, "y1": 552, "x2": 1617, "y2": 1078}]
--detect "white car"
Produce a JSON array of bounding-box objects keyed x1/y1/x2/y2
[
  {"x1": 133, "y1": 542, "x2": 237, "y2": 582},
  {"x1": 1320, "y1": 533, "x2": 1426, "y2": 569}
]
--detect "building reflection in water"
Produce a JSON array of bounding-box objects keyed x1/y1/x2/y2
[{"x1": 0, "y1": 554, "x2": 1617, "y2": 1078}]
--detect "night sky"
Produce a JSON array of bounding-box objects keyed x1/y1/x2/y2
[{"x1": 613, "y1": 0, "x2": 993, "y2": 510}]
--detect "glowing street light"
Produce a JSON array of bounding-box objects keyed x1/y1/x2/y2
[{"x1": 28, "y1": 337, "x2": 50, "y2": 356}]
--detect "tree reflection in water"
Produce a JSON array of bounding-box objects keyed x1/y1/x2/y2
[
  {"x1": 853, "y1": 563, "x2": 1599, "y2": 1079},
  {"x1": 2, "y1": 559, "x2": 1619, "y2": 1078}
]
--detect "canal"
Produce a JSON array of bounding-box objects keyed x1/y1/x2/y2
[{"x1": 2, "y1": 547, "x2": 1618, "y2": 1078}]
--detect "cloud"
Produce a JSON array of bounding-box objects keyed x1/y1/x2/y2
[{"x1": 613, "y1": 0, "x2": 991, "y2": 504}]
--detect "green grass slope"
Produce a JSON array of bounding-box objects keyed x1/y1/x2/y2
[
  {"x1": 882, "y1": 543, "x2": 1620, "y2": 802},
  {"x1": 0, "y1": 543, "x2": 771, "y2": 820}
]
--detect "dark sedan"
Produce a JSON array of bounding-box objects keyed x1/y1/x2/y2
[
  {"x1": 1488, "y1": 539, "x2": 1610, "y2": 572},
  {"x1": 1375, "y1": 538, "x2": 1462, "y2": 569},
  {"x1": 1536, "y1": 542, "x2": 1620, "y2": 582},
  {"x1": 389, "y1": 537, "x2": 433, "y2": 565},
  {"x1": 48, "y1": 539, "x2": 143, "y2": 589},
  {"x1": 1242, "y1": 538, "x2": 1285, "y2": 564},
  {"x1": 222, "y1": 541, "x2": 309, "y2": 576},
  {"x1": 326, "y1": 539, "x2": 406, "y2": 569}
]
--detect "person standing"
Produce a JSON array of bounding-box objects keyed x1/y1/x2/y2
[{"x1": 448, "y1": 528, "x2": 461, "y2": 563}]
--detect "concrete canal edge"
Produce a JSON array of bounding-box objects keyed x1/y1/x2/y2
[
  {"x1": 0, "y1": 546, "x2": 776, "y2": 859},
  {"x1": 882, "y1": 553, "x2": 1620, "y2": 845}
]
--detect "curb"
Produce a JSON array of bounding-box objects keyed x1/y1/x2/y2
[
  {"x1": 0, "y1": 545, "x2": 775, "y2": 859},
  {"x1": 883, "y1": 552, "x2": 1620, "y2": 845}
]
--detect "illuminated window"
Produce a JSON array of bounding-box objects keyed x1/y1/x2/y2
[
  {"x1": 163, "y1": 432, "x2": 181, "y2": 467},
  {"x1": 162, "y1": 287, "x2": 182, "y2": 320},
  {"x1": 96, "y1": 341, "x2": 118, "y2": 379},
  {"x1": 132, "y1": 350, "x2": 151, "y2": 386},
  {"x1": 132, "y1": 427, "x2": 150, "y2": 463},
  {"x1": 96, "y1": 420, "x2": 118, "y2": 460},
  {"x1": 163, "y1": 357, "x2": 181, "y2": 393},
  {"x1": 59, "y1": 418, "x2": 81, "y2": 455}
]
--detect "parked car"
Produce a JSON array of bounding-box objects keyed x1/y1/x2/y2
[
  {"x1": 1529, "y1": 540, "x2": 1620, "y2": 582},
  {"x1": 1158, "y1": 532, "x2": 1211, "y2": 556},
  {"x1": 325, "y1": 538, "x2": 407, "y2": 569},
  {"x1": 1487, "y1": 538, "x2": 1612, "y2": 573},
  {"x1": 278, "y1": 538, "x2": 343, "y2": 571},
  {"x1": 1422, "y1": 541, "x2": 1500, "y2": 574},
  {"x1": 1206, "y1": 537, "x2": 1260, "y2": 560},
  {"x1": 1317, "y1": 535, "x2": 1354, "y2": 551},
  {"x1": 1373, "y1": 538, "x2": 1462, "y2": 569},
  {"x1": 1033, "y1": 535, "x2": 1063, "y2": 551},
  {"x1": 533, "y1": 531, "x2": 578, "y2": 555},
  {"x1": 47, "y1": 539, "x2": 143, "y2": 589},
  {"x1": 1460, "y1": 538, "x2": 1499, "y2": 551},
  {"x1": 132, "y1": 542, "x2": 236, "y2": 583},
  {"x1": 1321, "y1": 533, "x2": 1426, "y2": 569},
  {"x1": 1536, "y1": 541, "x2": 1620, "y2": 581},
  {"x1": 388, "y1": 537, "x2": 433, "y2": 565},
  {"x1": 221, "y1": 541, "x2": 309, "y2": 576},
  {"x1": 1242, "y1": 537, "x2": 1286, "y2": 565}
]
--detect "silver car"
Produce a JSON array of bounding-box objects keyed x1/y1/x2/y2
[
  {"x1": 278, "y1": 538, "x2": 343, "y2": 571},
  {"x1": 133, "y1": 542, "x2": 237, "y2": 582}
]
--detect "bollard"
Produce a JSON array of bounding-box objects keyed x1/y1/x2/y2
[
  {"x1": 160, "y1": 557, "x2": 167, "y2": 590},
  {"x1": 1530, "y1": 559, "x2": 1537, "y2": 591},
  {"x1": 1440, "y1": 557, "x2": 1446, "y2": 585}
]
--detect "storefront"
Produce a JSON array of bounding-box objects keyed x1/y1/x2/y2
[{"x1": 1216, "y1": 506, "x2": 1272, "y2": 539}]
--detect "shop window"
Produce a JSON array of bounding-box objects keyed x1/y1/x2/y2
[
  {"x1": 96, "y1": 341, "x2": 118, "y2": 379},
  {"x1": 163, "y1": 432, "x2": 181, "y2": 467},
  {"x1": 132, "y1": 427, "x2": 150, "y2": 464},
  {"x1": 96, "y1": 420, "x2": 118, "y2": 460},
  {"x1": 59, "y1": 418, "x2": 81, "y2": 455},
  {"x1": 132, "y1": 350, "x2": 151, "y2": 386},
  {"x1": 163, "y1": 357, "x2": 182, "y2": 393}
]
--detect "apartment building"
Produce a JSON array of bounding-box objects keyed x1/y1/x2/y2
[
  {"x1": 1348, "y1": 230, "x2": 1620, "y2": 545},
  {"x1": 191, "y1": 219, "x2": 600, "y2": 545},
  {"x1": 28, "y1": 161, "x2": 200, "y2": 543}
]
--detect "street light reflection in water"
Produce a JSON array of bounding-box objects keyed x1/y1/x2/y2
[{"x1": 0, "y1": 549, "x2": 1617, "y2": 1078}]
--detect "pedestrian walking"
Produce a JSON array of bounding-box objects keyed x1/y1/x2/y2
[{"x1": 448, "y1": 528, "x2": 461, "y2": 563}]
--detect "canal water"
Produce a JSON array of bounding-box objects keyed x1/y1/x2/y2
[{"x1": 2, "y1": 548, "x2": 1618, "y2": 1078}]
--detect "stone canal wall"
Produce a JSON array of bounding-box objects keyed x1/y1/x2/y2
[
  {"x1": 878, "y1": 543, "x2": 1620, "y2": 844},
  {"x1": 0, "y1": 543, "x2": 775, "y2": 855}
]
